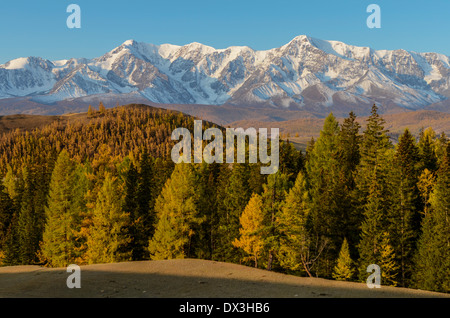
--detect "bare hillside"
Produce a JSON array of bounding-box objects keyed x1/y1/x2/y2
[{"x1": 0, "y1": 259, "x2": 447, "y2": 298}]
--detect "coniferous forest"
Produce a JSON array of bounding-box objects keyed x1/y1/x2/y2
[{"x1": 0, "y1": 103, "x2": 448, "y2": 294}]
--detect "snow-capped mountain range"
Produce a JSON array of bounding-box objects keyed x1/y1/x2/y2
[{"x1": 1, "y1": 35, "x2": 450, "y2": 114}]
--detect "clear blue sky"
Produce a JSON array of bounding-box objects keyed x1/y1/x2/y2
[{"x1": 0, "y1": 0, "x2": 449, "y2": 64}]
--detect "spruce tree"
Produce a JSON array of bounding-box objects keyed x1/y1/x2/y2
[
  {"x1": 233, "y1": 193, "x2": 265, "y2": 268},
  {"x1": 305, "y1": 112, "x2": 342, "y2": 277},
  {"x1": 389, "y1": 128, "x2": 421, "y2": 286},
  {"x1": 17, "y1": 167, "x2": 41, "y2": 264},
  {"x1": 261, "y1": 171, "x2": 291, "y2": 271},
  {"x1": 277, "y1": 171, "x2": 316, "y2": 276},
  {"x1": 0, "y1": 181, "x2": 15, "y2": 264},
  {"x1": 417, "y1": 169, "x2": 435, "y2": 217},
  {"x1": 418, "y1": 127, "x2": 438, "y2": 172},
  {"x1": 123, "y1": 160, "x2": 140, "y2": 260},
  {"x1": 379, "y1": 232, "x2": 398, "y2": 287},
  {"x1": 354, "y1": 105, "x2": 392, "y2": 279},
  {"x1": 413, "y1": 143, "x2": 450, "y2": 292},
  {"x1": 337, "y1": 111, "x2": 362, "y2": 256},
  {"x1": 86, "y1": 173, "x2": 131, "y2": 264},
  {"x1": 87, "y1": 104, "x2": 95, "y2": 117},
  {"x1": 357, "y1": 169, "x2": 389, "y2": 282},
  {"x1": 41, "y1": 150, "x2": 80, "y2": 267},
  {"x1": 194, "y1": 162, "x2": 220, "y2": 259},
  {"x1": 149, "y1": 163, "x2": 203, "y2": 259},
  {"x1": 213, "y1": 163, "x2": 250, "y2": 263},
  {"x1": 135, "y1": 149, "x2": 155, "y2": 256},
  {"x1": 332, "y1": 238, "x2": 354, "y2": 281},
  {"x1": 99, "y1": 102, "x2": 106, "y2": 114}
]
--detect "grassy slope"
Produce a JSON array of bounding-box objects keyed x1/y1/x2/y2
[{"x1": 0, "y1": 259, "x2": 448, "y2": 298}]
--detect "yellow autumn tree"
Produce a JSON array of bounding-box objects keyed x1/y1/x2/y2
[
  {"x1": 233, "y1": 193, "x2": 265, "y2": 268},
  {"x1": 380, "y1": 232, "x2": 399, "y2": 287},
  {"x1": 332, "y1": 238, "x2": 354, "y2": 281}
]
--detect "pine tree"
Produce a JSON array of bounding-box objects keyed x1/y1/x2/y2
[
  {"x1": 17, "y1": 167, "x2": 41, "y2": 264},
  {"x1": 357, "y1": 169, "x2": 389, "y2": 282},
  {"x1": 123, "y1": 160, "x2": 140, "y2": 260},
  {"x1": 233, "y1": 193, "x2": 265, "y2": 268},
  {"x1": 261, "y1": 171, "x2": 291, "y2": 270},
  {"x1": 332, "y1": 238, "x2": 354, "y2": 281},
  {"x1": 413, "y1": 143, "x2": 450, "y2": 292},
  {"x1": 213, "y1": 163, "x2": 250, "y2": 263},
  {"x1": 2, "y1": 213, "x2": 20, "y2": 265},
  {"x1": 194, "y1": 162, "x2": 220, "y2": 259},
  {"x1": 417, "y1": 169, "x2": 435, "y2": 217},
  {"x1": 0, "y1": 181, "x2": 14, "y2": 264},
  {"x1": 388, "y1": 128, "x2": 421, "y2": 286},
  {"x1": 305, "y1": 112, "x2": 342, "y2": 277},
  {"x1": 277, "y1": 171, "x2": 317, "y2": 276},
  {"x1": 355, "y1": 105, "x2": 392, "y2": 280},
  {"x1": 418, "y1": 127, "x2": 438, "y2": 172},
  {"x1": 379, "y1": 232, "x2": 398, "y2": 287},
  {"x1": 337, "y1": 111, "x2": 362, "y2": 256},
  {"x1": 149, "y1": 163, "x2": 203, "y2": 260},
  {"x1": 87, "y1": 104, "x2": 95, "y2": 117},
  {"x1": 128, "y1": 149, "x2": 156, "y2": 260},
  {"x1": 1, "y1": 167, "x2": 24, "y2": 265},
  {"x1": 40, "y1": 151, "x2": 80, "y2": 267},
  {"x1": 86, "y1": 173, "x2": 131, "y2": 264},
  {"x1": 278, "y1": 139, "x2": 303, "y2": 183},
  {"x1": 355, "y1": 104, "x2": 392, "y2": 200},
  {"x1": 99, "y1": 102, "x2": 106, "y2": 114}
]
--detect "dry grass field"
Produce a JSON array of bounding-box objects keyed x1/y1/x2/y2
[{"x1": 0, "y1": 259, "x2": 448, "y2": 298}]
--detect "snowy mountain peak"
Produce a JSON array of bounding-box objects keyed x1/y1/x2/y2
[
  {"x1": 122, "y1": 39, "x2": 137, "y2": 46},
  {"x1": 0, "y1": 36, "x2": 449, "y2": 114}
]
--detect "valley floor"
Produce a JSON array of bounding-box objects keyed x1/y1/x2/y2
[{"x1": 0, "y1": 259, "x2": 447, "y2": 298}]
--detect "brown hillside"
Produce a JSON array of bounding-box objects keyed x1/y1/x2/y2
[{"x1": 0, "y1": 259, "x2": 447, "y2": 298}]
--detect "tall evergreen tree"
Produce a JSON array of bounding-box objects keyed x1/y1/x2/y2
[
  {"x1": 149, "y1": 163, "x2": 203, "y2": 259},
  {"x1": 305, "y1": 112, "x2": 342, "y2": 277},
  {"x1": 388, "y1": 129, "x2": 421, "y2": 287},
  {"x1": 277, "y1": 171, "x2": 318, "y2": 277},
  {"x1": 379, "y1": 232, "x2": 399, "y2": 287},
  {"x1": 354, "y1": 105, "x2": 392, "y2": 279},
  {"x1": 357, "y1": 158, "x2": 396, "y2": 283},
  {"x1": 123, "y1": 160, "x2": 140, "y2": 260},
  {"x1": 194, "y1": 162, "x2": 220, "y2": 259},
  {"x1": 418, "y1": 127, "x2": 438, "y2": 172},
  {"x1": 332, "y1": 238, "x2": 354, "y2": 281},
  {"x1": 17, "y1": 167, "x2": 42, "y2": 264},
  {"x1": 413, "y1": 143, "x2": 450, "y2": 292},
  {"x1": 41, "y1": 150, "x2": 81, "y2": 267},
  {"x1": 0, "y1": 181, "x2": 15, "y2": 263},
  {"x1": 233, "y1": 193, "x2": 265, "y2": 268},
  {"x1": 87, "y1": 104, "x2": 95, "y2": 117},
  {"x1": 417, "y1": 168, "x2": 436, "y2": 217},
  {"x1": 86, "y1": 173, "x2": 131, "y2": 264},
  {"x1": 337, "y1": 111, "x2": 362, "y2": 256},
  {"x1": 213, "y1": 163, "x2": 250, "y2": 263},
  {"x1": 99, "y1": 102, "x2": 106, "y2": 114},
  {"x1": 261, "y1": 171, "x2": 291, "y2": 271}
]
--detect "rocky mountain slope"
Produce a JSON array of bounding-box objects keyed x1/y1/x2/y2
[{"x1": 1, "y1": 35, "x2": 449, "y2": 116}]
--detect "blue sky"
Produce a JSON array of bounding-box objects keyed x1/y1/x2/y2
[{"x1": 0, "y1": 0, "x2": 449, "y2": 63}]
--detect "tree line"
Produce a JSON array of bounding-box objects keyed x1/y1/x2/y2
[{"x1": 0, "y1": 103, "x2": 448, "y2": 293}]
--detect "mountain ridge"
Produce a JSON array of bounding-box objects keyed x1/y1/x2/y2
[{"x1": 1, "y1": 35, "x2": 450, "y2": 116}]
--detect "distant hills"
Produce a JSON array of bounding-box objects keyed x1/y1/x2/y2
[{"x1": 2, "y1": 104, "x2": 450, "y2": 152}]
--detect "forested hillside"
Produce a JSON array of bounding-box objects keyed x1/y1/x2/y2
[{"x1": 0, "y1": 103, "x2": 448, "y2": 294}]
